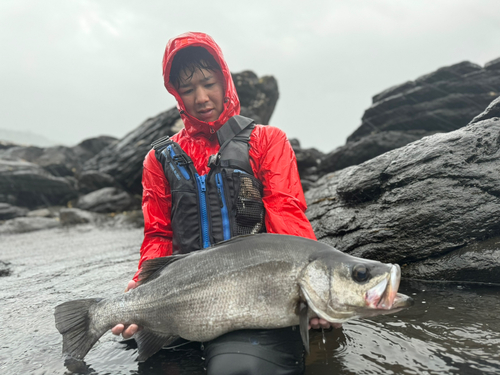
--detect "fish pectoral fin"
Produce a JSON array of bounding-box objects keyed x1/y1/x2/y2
[
  {"x1": 299, "y1": 302, "x2": 310, "y2": 354},
  {"x1": 134, "y1": 329, "x2": 178, "y2": 362}
]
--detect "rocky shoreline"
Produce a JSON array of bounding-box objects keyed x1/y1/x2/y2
[{"x1": 2, "y1": 60, "x2": 500, "y2": 284}]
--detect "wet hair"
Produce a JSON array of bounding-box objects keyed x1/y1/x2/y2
[{"x1": 169, "y1": 46, "x2": 222, "y2": 89}]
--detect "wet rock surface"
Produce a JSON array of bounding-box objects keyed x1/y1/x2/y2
[{"x1": 306, "y1": 116, "x2": 500, "y2": 282}]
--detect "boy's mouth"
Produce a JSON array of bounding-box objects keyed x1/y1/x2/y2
[{"x1": 197, "y1": 108, "x2": 215, "y2": 120}]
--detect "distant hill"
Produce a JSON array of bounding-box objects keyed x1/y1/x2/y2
[{"x1": 0, "y1": 128, "x2": 59, "y2": 147}]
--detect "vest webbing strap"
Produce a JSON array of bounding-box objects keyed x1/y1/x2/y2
[{"x1": 217, "y1": 115, "x2": 255, "y2": 150}]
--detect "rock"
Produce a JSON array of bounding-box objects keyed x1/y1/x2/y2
[
  {"x1": 289, "y1": 138, "x2": 324, "y2": 192},
  {"x1": 485, "y1": 57, "x2": 500, "y2": 71},
  {"x1": 26, "y1": 207, "x2": 62, "y2": 218},
  {"x1": 470, "y1": 95, "x2": 500, "y2": 124},
  {"x1": 59, "y1": 207, "x2": 96, "y2": 225},
  {"x1": 0, "y1": 145, "x2": 79, "y2": 177},
  {"x1": 0, "y1": 203, "x2": 28, "y2": 220},
  {"x1": 0, "y1": 136, "x2": 117, "y2": 179},
  {"x1": 321, "y1": 58, "x2": 500, "y2": 176},
  {"x1": 232, "y1": 71, "x2": 279, "y2": 124},
  {"x1": 0, "y1": 140, "x2": 17, "y2": 151},
  {"x1": 402, "y1": 237, "x2": 500, "y2": 283},
  {"x1": 305, "y1": 115, "x2": 500, "y2": 283},
  {"x1": 0, "y1": 159, "x2": 78, "y2": 208},
  {"x1": 0, "y1": 216, "x2": 60, "y2": 234},
  {"x1": 71, "y1": 136, "x2": 118, "y2": 161},
  {"x1": 75, "y1": 187, "x2": 139, "y2": 213},
  {"x1": 83, "y1": 108, "x2": 182, "y2": 194},
  {"x1": 0, "y1": 260, "x2": 10, "y2": 277},
  {"x1": 77, "y1": 170, "x2": 118, "y2": 194},
  {"x1": 290, "y1": 138, "x2": 324, "y2": 173},
  {"x1": 84, "y1": 71, "x2": 279, "y2": 195},
  {"x1": 319, "y1": 130, "x2": 436, "y2": 174},
  {"x1": 111, "y1": 210, "x2": 145, "y2": 228}
]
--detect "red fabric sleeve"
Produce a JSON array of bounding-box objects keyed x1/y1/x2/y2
[
  {"x1": 249, "y1": 126, "x2": 317, "y2": 240},
  {"x1": 132, "y1": 149, "x2": 173, "y2": 282}
]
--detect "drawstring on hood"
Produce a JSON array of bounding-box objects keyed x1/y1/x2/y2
[{"x1": 162, "y1": 32, "x2": 241, "y2": 136}]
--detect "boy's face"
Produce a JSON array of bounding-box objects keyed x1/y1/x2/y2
[{"x1": 177, "y1": 67, "x2": 224, "y2": 123}]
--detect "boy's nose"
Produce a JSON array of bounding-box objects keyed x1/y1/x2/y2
[{"x1": 195, "y1": 88, "x2": 209, "y2": 104}]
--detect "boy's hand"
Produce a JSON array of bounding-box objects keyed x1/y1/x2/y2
[
  {"x1": 111, "y1": 280, "x2": 140, "y2": 339},
  {"x1": 308, "y1": 317, "x2": 342, "y2": 330}
]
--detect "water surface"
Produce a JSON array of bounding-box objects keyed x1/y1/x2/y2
[{"x1": 0, "y1": 226, "x2": 498, "y2": 374}]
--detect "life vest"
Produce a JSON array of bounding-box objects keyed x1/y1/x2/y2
[{"x1": 152, "y1": 115, "x2": 266, "y2": 254}]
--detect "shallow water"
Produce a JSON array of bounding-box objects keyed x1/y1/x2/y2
[{"x1": 0, "y1": 226, "x2": 499, "y2": 374}]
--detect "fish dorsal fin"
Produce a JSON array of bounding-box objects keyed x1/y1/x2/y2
[
  {"x1": 137, "y1": 254, "x2": 190, "y2": 286},
  {"x1": 212, "y1": 233, "x2": 256, "y2": 246}
]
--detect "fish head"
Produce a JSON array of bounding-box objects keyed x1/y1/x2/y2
[{"x1": 298, "y1": 248, "x2": 413, "y2": 323}]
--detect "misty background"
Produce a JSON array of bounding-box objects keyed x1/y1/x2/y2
[{"x1": 1, "y1": 0, "x2": 500, "y2": 152}]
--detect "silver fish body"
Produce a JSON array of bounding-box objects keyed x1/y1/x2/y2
[{"x1": 55, "y1": 233, "x2": 413, "y2": 361}]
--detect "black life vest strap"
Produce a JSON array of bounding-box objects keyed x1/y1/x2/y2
[
  {"x1": 217, "y1": 115, "x2": 255, "y2": 152},
  {"x1": 206, "y1": 115, "x2": 255, "y2": 173}
]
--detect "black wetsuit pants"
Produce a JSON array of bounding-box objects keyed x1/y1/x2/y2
[{"x1": 204, "y1": 327, "x2": 305, "y2": 375}]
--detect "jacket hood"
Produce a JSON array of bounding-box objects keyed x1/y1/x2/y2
[{"x1": 162, "y1": 32, "x2": 240, "y2": 136}]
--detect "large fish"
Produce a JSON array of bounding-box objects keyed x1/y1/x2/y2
[{"x1": 55, "y1": 234, "x2": 413, "y2": 362}]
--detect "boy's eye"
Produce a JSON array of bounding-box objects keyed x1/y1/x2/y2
[
  {"x1": 181, "y1": 89, "x2": 193, "y2": 95},
  {"x1": 205, "y1": 83, "x2": 214, "y2": 88}
]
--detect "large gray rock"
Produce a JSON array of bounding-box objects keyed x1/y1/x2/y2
[
  {"x1": 84, "y1": 71, "x2": 279, "y2": 195},
  {"x1": 320, "y1": 58, "x2": 500, "y2": 174},
  {"x1": 0, "y1": 159, "x2": 78, "y2": 208},
  {"x1": 306, "y1": 116, "x2": 500, "y2": 283},
  {"x1": 83, "y1": 108, "x2": 182, "y2": 194},
  {"x1": 232, "y1": 71, "x2": 279, "y2": 125},
  {"x1": 75, "y1": 187, "x2": 138, "y2": 213}
]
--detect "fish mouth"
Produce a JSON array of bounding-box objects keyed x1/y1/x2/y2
[{"x1": 364, "y1": 264, "x2": 413, "y2": 310}]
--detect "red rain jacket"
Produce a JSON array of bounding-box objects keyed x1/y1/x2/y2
[{"x1": 133, "y1": 32, "x2": 316, "y2": 281}]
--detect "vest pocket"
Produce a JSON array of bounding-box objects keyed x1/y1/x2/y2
[{"x1": 232, "y1": 172, "x2": 266, "y2": 236}]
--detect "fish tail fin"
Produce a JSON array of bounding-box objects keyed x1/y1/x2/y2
[{"x1": 54, "y1": 298, "x2": 105, "y2": 360}]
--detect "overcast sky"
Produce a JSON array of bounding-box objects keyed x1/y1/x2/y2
[{"x1": 2, "y1": 0, "x2": 500, "y2": 152}]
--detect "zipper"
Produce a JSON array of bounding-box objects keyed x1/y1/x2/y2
[
  {"x1": 166, "y1": 145, "x2": 191, "y2": 180},
  {"x1": 196, "y1": 174, "x2": 211, "y2": 248},
  {"x1": 216, "y1": 173, "x2": 231, "y2": 241}
]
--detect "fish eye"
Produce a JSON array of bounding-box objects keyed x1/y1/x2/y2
[{"x1": 352, "y1": 264, "x2": 369, "y2": 282}]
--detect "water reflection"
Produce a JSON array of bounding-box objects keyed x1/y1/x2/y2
[{"x1": 305, "y1": 280, "x2": 500, "y2": 375}]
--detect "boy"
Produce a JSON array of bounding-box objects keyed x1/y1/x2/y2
[{"x1": 113, "y1": 32, "x2": 335, "y2": 374}]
